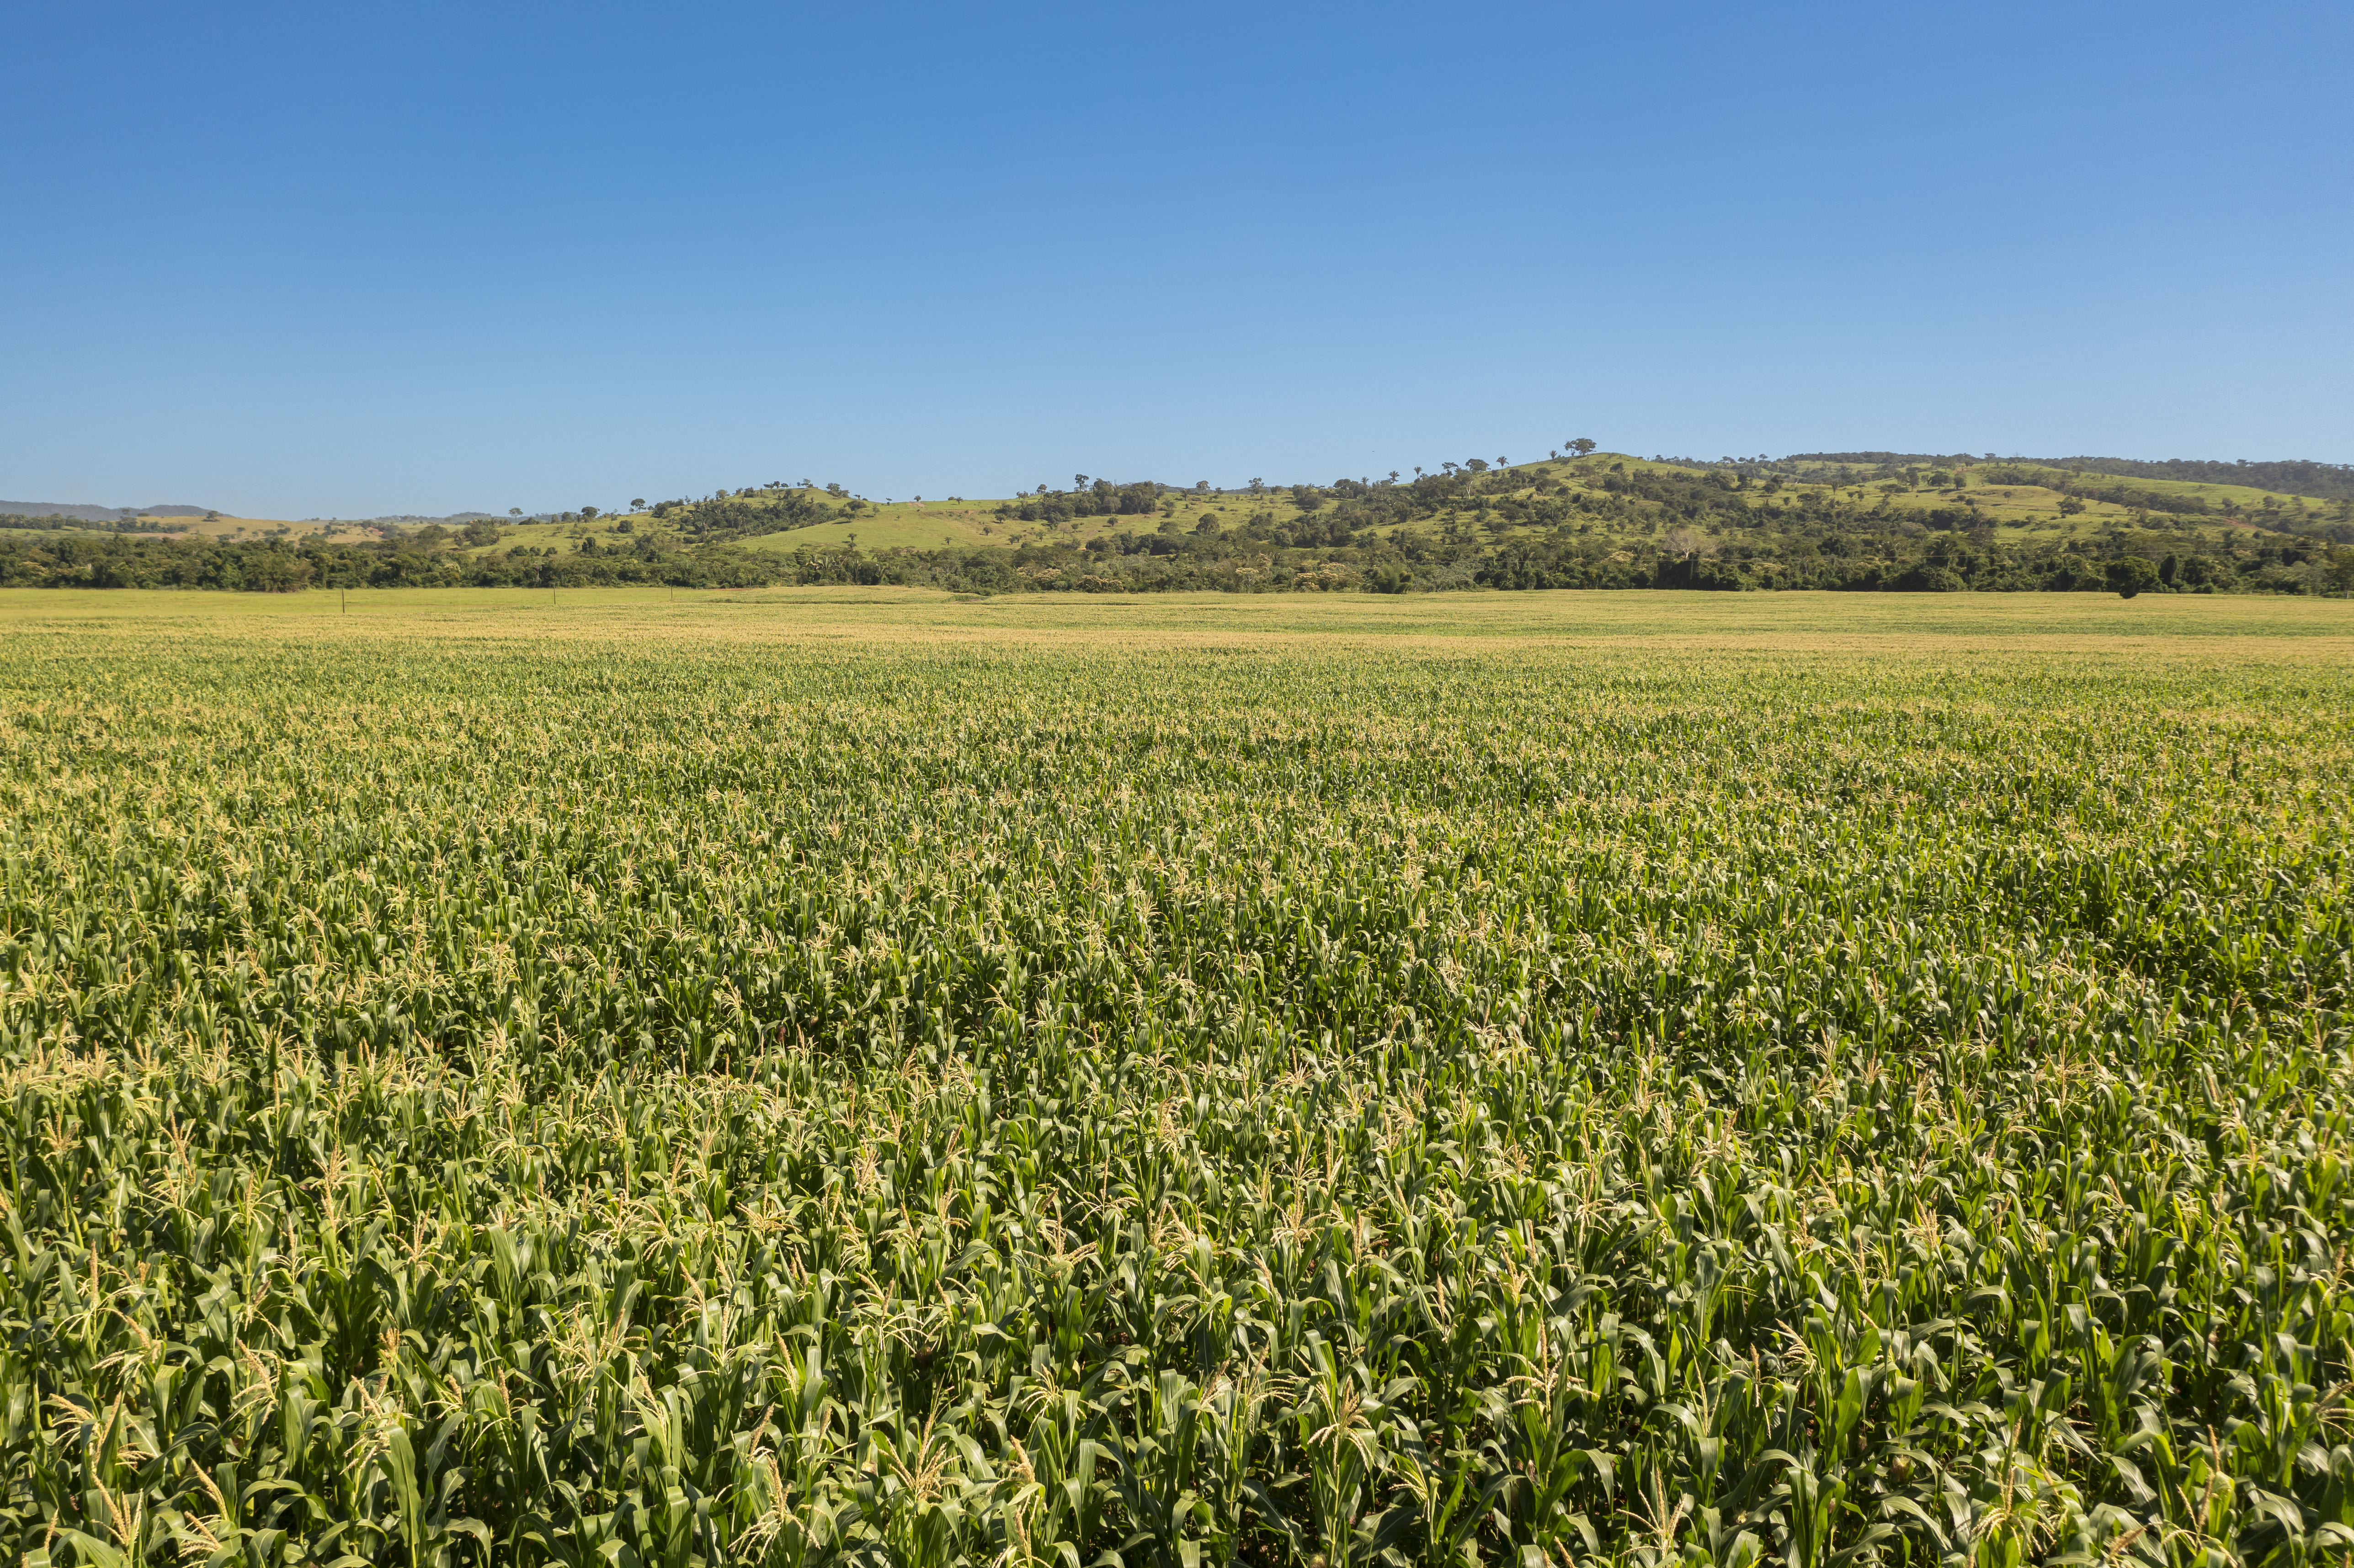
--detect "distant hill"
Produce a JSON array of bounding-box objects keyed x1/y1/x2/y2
[
  {"x1": 2040, "y1": 457, "x2": 2354, "y2": 502},
  {"x1": 6, "y1": 452, "x2": 2348, "y2": 597},
  {"x1": 0, "y1": 501, "x2": 505, "y2": 532},
  {"x1": 0, "y1": 500, "x2": 219, "y2": 521},
  {"x1": 0, "y1": 500, "x2": 133, "y2": 522},
  {"x1": 1785, "y1": 454, "x2": 2353, "y2": 503}
]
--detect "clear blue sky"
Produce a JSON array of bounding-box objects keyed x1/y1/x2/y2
[{"x1": 4, "y1": 1, "x2": 2347, "y2": 517}]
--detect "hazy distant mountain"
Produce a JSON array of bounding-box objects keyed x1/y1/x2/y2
[
  {"x1": 0, "y1": 500, "x2": 134, "y2": 521},
  {"x1": 0, "y1": 500, "x2": 218, "y2": 521}
]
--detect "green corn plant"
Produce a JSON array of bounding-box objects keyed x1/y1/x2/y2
[
  {"x1": 1108, "y1": 1367, "x2": 1209, "y2": 1568},
  {"x1": 1291, "y1": 1337, "x2": 1411, "y2": 1568},
  {"x1": 998, "y1": 1377, "x2": 1106, "y2": 1568},
  {"x1": 0, "y1": 595, "x2": 2349, "y2": 1567},
  {"x1": 1199, "y1": 1361, "x2": 1277, "y2": 1568},
  {"x1": 1481, "y1": 1311, "x2": 1608, "y2": 1565}
]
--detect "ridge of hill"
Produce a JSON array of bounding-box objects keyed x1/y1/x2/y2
[
  {"x1": 0, "y1": 500, "x2": 218, "y2": 521},
  {"x1": 13, "y1": 449, "x2": 2348, "y2": 534},
  {"x1": 0, "y1": 500, "x2": 511, "y2": 529},
  {"x1": 1786, "y1": 453, "x2": 2354, "y2": 503},
  {"x1": 599, "y1": 452, "x2": 2351, "y2": 556},
  {"x1": 8, "y1": 449, "x2": 2350, "y2": 600},
  {"x1": 2041, "y1": 456, "x2": 2354, "y2": 501},
  {"x1": 9, "y1": 451, "x2": 2349, "y2": 598}
]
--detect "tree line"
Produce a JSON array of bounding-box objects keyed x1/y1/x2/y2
[
  {"x1": 5, "y1": 510, "x2": 2347, "y2": 598},
  {"x1": 995, "y1": 477, "x2": 1171, "y2": 522},
  {"x1": 646, "y1": 484, "x2": 836, "y2": 541}
]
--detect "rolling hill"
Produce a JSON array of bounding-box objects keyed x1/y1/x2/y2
[
  {"x1": 0, "y1": 500, "x2": 217, "y2": 523},
  {"x1": 5, "y1": 451, "x2": 2348, "y2": 596}
]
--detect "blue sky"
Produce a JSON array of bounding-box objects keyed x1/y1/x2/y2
[{"x1": 3, "y1": 1, "x2": 2347, "y2": 517}]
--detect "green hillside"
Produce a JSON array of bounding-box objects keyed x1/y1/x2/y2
[
  {"x1": 0, "y1": 508, "x2": 390, "y2": 545},
  {"x1": 5, "y1": 453, "x2": 2349, "y2": 597},
  {"x1": 538, "y1": 454, "x2": 2348, "y2": 558}
]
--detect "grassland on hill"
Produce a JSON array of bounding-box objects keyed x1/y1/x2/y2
[
  {"x1": 3, "y1": 590, "x2": 2351, "y2": 1567},
  {"x1": 165, "y1": 512, "x2": 383, "y2": 544},
  {"x1": 5, "y1": 455, "x2": 2349, "y2": 600},
  {"x1": 1788, "y1": 455, "x2": 2354, "y2": 506},
  {"x1": 0, "y1": 510, "x2": 379, "y2": 543}
]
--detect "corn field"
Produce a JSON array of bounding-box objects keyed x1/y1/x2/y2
[{"x1": 3, "y1": 594, "x2": 2351, "y2": 1567}]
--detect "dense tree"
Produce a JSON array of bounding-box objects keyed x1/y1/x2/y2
[
  {"x1": 2107, "y1": 556, "x2": 2161, "y2": 598},
  {"x1": 994, "y1": 479, "x2": 1166, "y2": 523}
]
